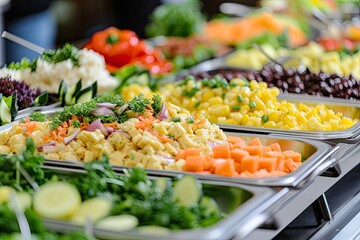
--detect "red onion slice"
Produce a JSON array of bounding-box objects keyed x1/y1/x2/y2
[
  {"x1": 42, "y1": 145, "x2": 57, "y2": 153},
  {"x1": 207, "y1": 141, "x2": 217, "y2": 148},
  {"x1": 157, "y1": 103, "x2": 169, "y2": 120},
  {"x1": 64, "y1": 129, "x2": 80, "y2": 145},
  {"x1": 155, "y1": 155, "x2": 175, "y2": 164},
  {"x1": 91, "y1": 107, "x2": 116, "y2": 117},
  {"x1": 86, "y1": 119, "x2": 108, "y2": 136},
  {"x1": 38, "y1": 141, "x2": 56, "y2": 149},
  {"x1": 96, "y1": 102, "x2": 117, "y2": 109},
  {"x1": 115, "y1": 103, "x2": 128, "y2": 115},
  {"x1": 105, "y1": 127, "x2": 114, "y2": 135}
]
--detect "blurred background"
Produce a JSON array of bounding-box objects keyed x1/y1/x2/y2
[{"x1": 0, "y1": 0, "x2": 359, "y2": 65}]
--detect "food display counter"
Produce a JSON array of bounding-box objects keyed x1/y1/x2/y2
[{"x1": 0, "y1": 0, "x2": 359, "y2": 239}]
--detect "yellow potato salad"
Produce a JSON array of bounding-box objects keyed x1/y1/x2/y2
[{"x1": 0, "y1": 102, "x2": 227, "y2": 170}]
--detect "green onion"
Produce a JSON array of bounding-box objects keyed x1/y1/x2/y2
[
  {"x1": 249, "y1": 101, "x2": 256, "y2": 108},
  {"x1": 237, "y1": 94, "x2": 243, "y2": 103},
  {"x1": 231, "y1": 105, "x2": 240, "y2": 110}
]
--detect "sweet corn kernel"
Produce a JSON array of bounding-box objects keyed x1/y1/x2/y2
[{"x1": 208, "y1": 96, "x2": 223, "y2": 106}]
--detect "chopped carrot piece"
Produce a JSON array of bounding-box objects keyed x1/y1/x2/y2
[
  {"x1": 259, "y1": 157, "x2": 277, "y2": 172},
  {"x1": 242, "y1": 146, "x2": 263, "y2": 157},
  {"x1": 234, "y1": 162, "x2": 241, "y2": 173},
  {"x1": 210, "y1": 158, "x2": 228, "y2": 173},
  {"x1": 248, "y1": 137, "x2": 263, "y2": 147},
  {"x1": 196, "y1": 171, "x2": 212, "y2": 174},
  {"x1": 254, "y1": 169, "x2": 270, "y2": 178},
  {"x1": 231, "y1": 142, "x2": 247, "y2": 150},
  {"x1": 175, "y1": 150, "x2": 186, "y2": 160},
  {"x1": 157, "y1": 135, "x2": 174, "y2": 143},
  {"x1": 264, "y1": 151, "x2": 285, "y2": 164},
  {"x1": 203, "y1": 156, "x2": 213, "y2": 171},
  {"x1": 284, "y1": 158, "x2": 298, "y2": 172},
  {"x1": 282, "y1": 150, "x2": 302, "y2": 162},
  {"x1": 213, "y1": 144, "x2": 231, "y2": 158},
  {"x1": 231, "y1": 149, "x2": 250, "y2": 163},
  {"x1": 262, "y1": 146, "x2": 272, "y2": 153},
  {"x1": 241, "y1": 156, "x2": 259, "y2": 173},
  {"x1": 184, "y1": 148, "x2": 202, "y2": 157},
  {"x1": 227, "y1": 136, "x2": 245, "y2": 145},
  {"x1": 276, "y1": 160, "x2": 285, "y2": 172},
  {"x1": 214, "y1": 159, "x2": 236, "y2": 177},
  {"x1": 184, "y1": 156, "x2": 205, "y2": 172},
  {"x1": 135, "y1": 121, "x2": 146, "y2": 129},
  {"x1": 270, "y1": 143, "x2": 282, "y2": 152}
]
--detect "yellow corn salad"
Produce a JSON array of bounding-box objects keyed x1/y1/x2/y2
[{"x1": 159, "y1": 77, "x2": 358, "y2": 131}]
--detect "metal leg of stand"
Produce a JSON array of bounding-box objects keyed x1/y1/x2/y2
[{"x1": 312, "y1": 193, "x2": 333, "y2": 225}]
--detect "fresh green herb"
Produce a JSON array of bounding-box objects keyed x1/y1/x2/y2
[
  {"x1": 71, "y1": 120, "x2": 81, "y2": 128},
  {"x1": 186, "y1": 116, "x2": 195, "y2": 124},
  {"x1": 106, "y1": 34, "x2": 119, "y2": 44},
  {"x1": 7, "y1": 57, "x2": 37, "y2": 72},
  {"x1": 41, "y1": 43, "x2": 79, "y2": 67},
  {"x1": 261, "y1": 115, "x2": 269, "y2": 123},
  {"x1": 0, "y1": 138, "x2": 46, "y2": 191},
  {"x1": 221, "y1": 93, "x2": 226, "y2": 99},
  {"x1": 172, "y1": 117, "x2": 181, "y2": 122},
  {"x1": 128, "y1": 95, "x2": 150, "y2": 113},
  {"x1": 182, "y1": 87, "x2": 200, "y2": 97},
  {"x1": 231, "y1": 105, "x2": 240, "y2": 110},
  {"x1": 237, "y1": 94, "x2": 243, "y2": 103},
  {"x1": 29, "y1": 112, "x2": 49, "y2": 122},
  {"x1": 151, "y1": 94, "x2": 162, "y2": 115},
  {"x1": 194, "y1": 101, "x2": 201, "y2": 108},
  {"x1": 249, "y1": 101, "x2": 257, "y2": 108}
]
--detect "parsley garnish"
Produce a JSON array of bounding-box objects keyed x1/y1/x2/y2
[
  {"x1": 29, "y1": 112, "x2": 49, "y2": 122},
  {"x1": 194, "y1": 101, "x2": 201, "y2": 108},
  {"x1": 71, "y1": 120, "x2": 81, "y2": 128},
  {"x1": 186, "y1": 116, "x2": 195, "y2": 124},
  {"x1": 172, "y1": 117, "x2": 181, "y2": 122},
  {"x1": 151, "y1": 94, "x2": 162, "y2": 115},
  {"x1": 128, "y1": 95, "x2": 150, "y2": 113},
  {"x1": 41, "y1": 43, "x2": 80, "y2": 67}
]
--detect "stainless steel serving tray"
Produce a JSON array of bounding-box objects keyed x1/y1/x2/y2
[
  {"x1": 38, "y1": 131, "x2": 338, "y2": 188},
  {"x1": 0, "y1": 109, "x2": 338, "y2": 188},
  {"x1": 39, "y1": 165, "x2": 289, "y2": 240},
  {"x1": 219, "y1": 94, "x2": 360, "y2": 143}
]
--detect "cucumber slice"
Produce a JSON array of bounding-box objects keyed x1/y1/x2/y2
[
  {"x1": 173, "y1": 175, "x2": 202, "y2": 207},
  {"x1": 155, "y1": 177, "x2": 171, "y2": 194},
  {"x1": 76, "y1": 81, "x2": 97, "y2": 104},
  {"x1": 0, "y1": 96, "x2": 12, "y2": 125},
  {"x1": 125, "y1": 70, "x2": 151, "y2": 87},
  {"x1": 32, "y1": 92, "x2": 48, "y2": 106},
  {"x1": 71, "y1": 197, "x2": 112, "y2": 224},
  {"x1": 58, "y1": 80, "x2": 67, "y2": 106},
  {"x1": 65, "y1": 79, "x2": 82, "y2": 105},
  {"x1": 200, "y1": 196, "x2": 220, "y2": 216},
  {"x1": 136, "y1": 225, "x2": 170, "y2": 234},
  {"x1": 16, "y1": 192, "x2": 32, "y2": 210},
  {"x1": 96, "y1": 215, "x2": 138, "y2": 231},
  {"x1": 0, "y1": 186, "x2": 15, "y2": 204},
  {"x1": 34, "y1": 181, "x2": 81, "y2": 220}
]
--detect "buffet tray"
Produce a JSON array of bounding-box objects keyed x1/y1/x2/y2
[
  {"x1": 0, "y1": 109, "x2": 338, "y2": 188},
  {"x1": 39, "y1": 165, "x2": 289, "y2": 240},
  {"x1": 218, "y1": 95, "x2": 360, "y2": 143},
  {"x1": 39, "y1": 131, "x2": 339, "y2": 188}
]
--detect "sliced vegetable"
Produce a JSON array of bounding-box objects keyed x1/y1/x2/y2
[
  {"x1": 96, "y1": 215, "x2": 139, "y2": 231},
  {"x1": 173, "y1": 175, "x2": 202, "y2": 207},
  {"x1": 34, "y1": 181, "x2": 81, "y2": 220},
  {"x1": 71, "y1": 197, "x2": 112, "y2": 224}
]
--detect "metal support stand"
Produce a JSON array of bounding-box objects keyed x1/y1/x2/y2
[{"x1": 312, "y1": 193, "x2": 332, "y2": 225}]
